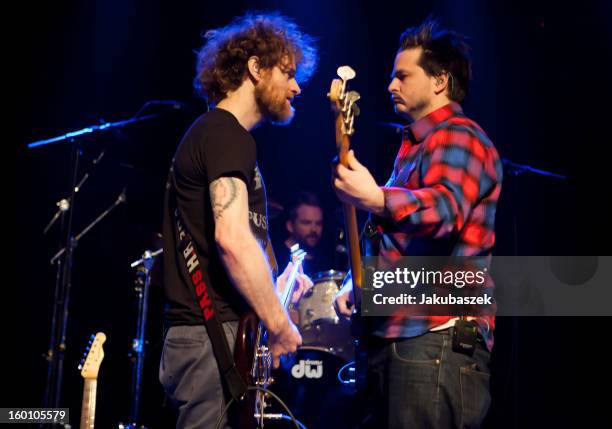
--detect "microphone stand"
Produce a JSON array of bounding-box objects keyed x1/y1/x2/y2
[
  {"x1": 28, "y1": 110, "x2": 163, "y2": 418},
  {"x1": 43, "y1": 149, "x2": 107, "y2": 235},
  {"x1": 40, "y1": 141, "x2": 82, "y2": 418},
  {"x1": 49, "y1": 190, "x2": 127, "y2": 264},
  {"x1": 501, "y1": 157, "x2": 567, "y2": 429},
  {"x1": 120, "y1": 248, "x2": 163, "y2": 429},
  {"x1": 502, "y1": 157, "x2": 568, "y2": 255}
]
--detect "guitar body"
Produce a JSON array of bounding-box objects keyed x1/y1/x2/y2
[{"x1": 234, "y1": 311, "x2": 259, "y2": 429}]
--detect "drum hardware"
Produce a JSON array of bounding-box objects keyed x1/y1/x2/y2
[
  {"x1": 337, "y1": 361, "x2": 356, "y2": 385},
  {"x1": 298, "y1": 270, "x2": 354, "y2": 362},
  {"x1": 268, "y1": 346, "x2": 356, "y2": 429}
]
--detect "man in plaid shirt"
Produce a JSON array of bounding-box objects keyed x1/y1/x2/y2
[{"x1": 333, "y1": 18, "x2": 502, "y2": 428}]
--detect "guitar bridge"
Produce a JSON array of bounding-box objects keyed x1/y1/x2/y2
[{"x1": 252, "y1": 345, "x2": 273, "y2": 386}]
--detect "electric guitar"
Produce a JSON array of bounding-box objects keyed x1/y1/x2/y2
[
  {"x1": 78, "y1": 332, "x2": 106, "y2": 429},
  {"x1": 235, "y1": 245, "x2": 306, "y2": 428},
  {"x1": 328, "y1": 65, "x2": 363, "y2": 296}
]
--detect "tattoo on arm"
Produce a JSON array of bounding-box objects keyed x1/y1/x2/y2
[{"x1": 210, "y1": 177, "x2": 239, "y2": 220}]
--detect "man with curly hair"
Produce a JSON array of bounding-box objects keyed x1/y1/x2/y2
[{"x1": 160, "y1": 12, "x2": 317, "y2": 428}]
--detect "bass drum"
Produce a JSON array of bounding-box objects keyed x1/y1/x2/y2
[
  {"x1": 298, "y1": 270, "x2": 353, "y2": 362},
  {"x1": 268, "y1": 346, "x2": 357, "y2": 429}
]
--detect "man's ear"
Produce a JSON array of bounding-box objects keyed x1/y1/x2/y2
[
  {"x1": 433, "y1": 72, "x2": 450, "y2": 95},
  {"x1": 247, "y1": 56, "x2": 262, "y2": 82}
]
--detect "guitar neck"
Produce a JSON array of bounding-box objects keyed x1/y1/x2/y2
[
  {"x1": 80, "y1": 379, "x2": 97, "y2": 429},
  {"x1": 329, "y1": 65, "x2": 362, "y2": 289},
  {"x1": 279, "y1": 261, "x2": 303, "y2": 310},
  {"x1": 338, "y1": 133, "x2": 363, "y2": 289},
  {"x1": 255, "y1": 255, "x2": 304, "y2": 348}
]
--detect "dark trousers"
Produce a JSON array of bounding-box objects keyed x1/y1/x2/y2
[
  {"x1": 159, "y1": 323, "x2": 238, "y2": 429},
  {"x1": 357, "y1": 329, "x2": 491, "y2": 429}
]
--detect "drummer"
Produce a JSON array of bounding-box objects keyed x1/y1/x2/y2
[{"x1": 273, "y1": 191, "x2": 329, "y2": 276}]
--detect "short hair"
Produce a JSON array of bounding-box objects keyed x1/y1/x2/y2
[
  {"x1": 287, "y1": 191, "x2": 322, "y2": 222},
  {"x1": 194, "y1": 12, "x2": 318, "y2": 104},
  {"x1": 398, "y1": 17, "x2": 471, "y2": 102}
]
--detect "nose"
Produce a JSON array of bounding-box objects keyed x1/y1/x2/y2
[
  {"x1": 291, "y1": 79, "x2": 301, "y2": 96},
  {"x1": 388, "y1": 78, "x2": 397, "y2": 94}
]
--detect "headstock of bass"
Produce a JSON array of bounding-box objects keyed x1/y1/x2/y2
[{"x1": 327, "y1": 66, "x2": 361, "y2": 157}]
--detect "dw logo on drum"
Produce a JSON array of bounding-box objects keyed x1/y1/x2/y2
[{"x1": 291, "y1": 359, "x2": 323, "y2": 379}]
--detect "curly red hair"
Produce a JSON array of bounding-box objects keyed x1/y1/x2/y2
[{"x1": 194, "y1": 12, "x2": 318, "y2": 104}]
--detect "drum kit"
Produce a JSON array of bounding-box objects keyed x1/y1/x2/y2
[
  {"x1": 298, "y1": 270, "x2": 353, "y2": 362},
  {"x1": 268, "y1": 270, "x2": 358, "y2": 429}
]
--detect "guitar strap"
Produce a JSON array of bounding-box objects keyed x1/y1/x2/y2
[{"x1": 169, "y1": 175, "x2": 248, "y2": 402}]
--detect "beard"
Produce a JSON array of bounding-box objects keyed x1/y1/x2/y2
[
  {"x1": 299, "y1": 233, "x2": 320, "y2": 250},
  {"x1": 255, "y1": 77, "x2": 295, "y2": 125}
]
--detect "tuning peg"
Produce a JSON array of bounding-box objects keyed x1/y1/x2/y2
[
  {"x1": 337, "y1": 66, "x2": 356, "y2": 81},
  {"x1": 346, "y1": 91, "x2": 361, "y2": 103}
]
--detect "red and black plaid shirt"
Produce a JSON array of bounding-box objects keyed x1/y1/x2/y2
[{"x1": 366, "y1": 102, "x2": 503, "y2": 350}]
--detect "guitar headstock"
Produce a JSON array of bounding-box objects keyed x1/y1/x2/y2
[
  {"x1": 328, "y1": 65, "x2": 361, "y2": 144},
  {"x1": 278, "y1": 244, "x2": 307, "y2": 309},
  {"x1": 78, "y1": 332, "x2": 106, "y2": 380},
  {"x1": 289, "y1": 243, "x2": 307, "y2": 265}
]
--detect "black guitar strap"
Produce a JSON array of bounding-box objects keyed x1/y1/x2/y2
[{"x1": 170, "y1": 183, "x2": 248, "y2": 402}]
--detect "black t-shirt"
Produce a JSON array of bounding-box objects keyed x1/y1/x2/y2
[{"x1": 162, "y1": 108, "x2": 270, "y2": 325}]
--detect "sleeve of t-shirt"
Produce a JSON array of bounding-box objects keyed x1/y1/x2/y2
[{"x1": 201, "y1": 122, "x2": 256, "y2": 187}]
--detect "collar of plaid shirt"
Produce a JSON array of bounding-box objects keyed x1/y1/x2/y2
[{"x1": 403, "y1": 101, "x2": 463, "y2": 143}]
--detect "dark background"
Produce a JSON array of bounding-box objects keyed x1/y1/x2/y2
[{"x1": 14, "y1": 0, "x2": 612, "y2": 427}]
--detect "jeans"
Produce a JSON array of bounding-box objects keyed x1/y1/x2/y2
[
  {"x1": 159, "y1": 322, "x2": 239, "y2": 429},
  {"x1": 357, "y1": 329, "x2": 491, "y2": 429}
]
